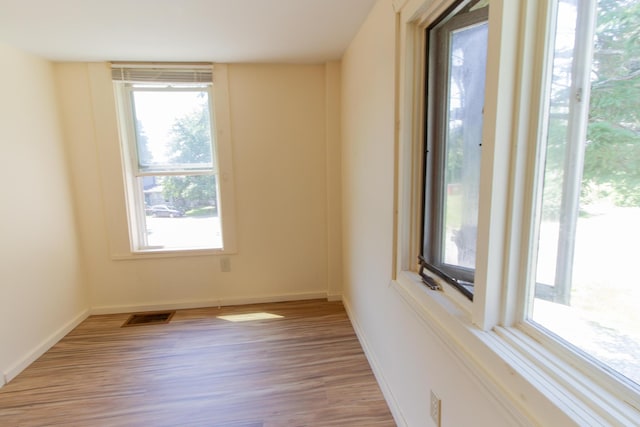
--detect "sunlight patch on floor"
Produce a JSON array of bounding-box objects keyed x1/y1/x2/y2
[{"x1": 217, "y1": 312, "x2": 284, "y2": 322}]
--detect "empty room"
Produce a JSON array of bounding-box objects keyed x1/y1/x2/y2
[{"x1": 1, "y1": 0, "x2": 639, "y2": 425}]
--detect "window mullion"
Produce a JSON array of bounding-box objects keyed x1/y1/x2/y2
[{"x1": 472, "y1": 0, "x2": 523, "y2": 330}]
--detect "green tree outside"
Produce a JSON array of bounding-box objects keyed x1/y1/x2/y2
[
  {"x1": 162, "y1": 95, "x2": 218, "y2": 215},
  {"x1": 584, "y1": 0, "x2": 640, "y2": 206},
  {"x1": 541, "y1": 0, "x2": 640, "y2": 218}
]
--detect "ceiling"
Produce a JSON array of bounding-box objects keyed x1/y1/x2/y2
[{"x1": 0, "y1": 0, "x2": 378, "y2": 63}]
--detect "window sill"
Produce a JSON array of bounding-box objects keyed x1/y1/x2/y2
[
  {"x1": 112, "y1": 247, "x2": 234, "y2": 261},
  {"x1": 392, "y1": 270, "x2": 639, "y2": 426}
]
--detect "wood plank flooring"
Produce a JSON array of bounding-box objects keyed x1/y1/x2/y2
[{"x1": 0, "y1": 300, "x2": 395, "y2": 426}]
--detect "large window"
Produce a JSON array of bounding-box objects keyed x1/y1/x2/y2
[
  {"x1": 113, "y1": 65, "x2": 223, "y2": 252},
  {"x1": 530, "y1": 0, "x2": 640, "y2": 388},
  {"x1": 396, "y1": 0, "x2": 640, "y2": 422},
  {"x1": 420, "y1": 0, "x2": 489, "y2": 299}
]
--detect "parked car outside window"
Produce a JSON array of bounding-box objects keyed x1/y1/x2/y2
[{"x1": 148, "y1": 205, "x2": 185, "y2": 218}]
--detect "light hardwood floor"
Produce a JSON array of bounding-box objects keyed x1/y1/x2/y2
[{"x1": 0, "y1": 300, "x2": 395, "y2": 426}]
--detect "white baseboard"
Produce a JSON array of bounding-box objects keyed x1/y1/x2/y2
[
  {"x1": 327, "y1": 293, "x2": 343, "y2": 302},
  {"x1": 90, "y1": 292, "x2": 329, "y2": 315},
  {"x1": 2, "y1": 309, "x2": 90, "y2": 387},
  {"x1": 342, "y1": 297, "x2": 407, "y2": 427}
]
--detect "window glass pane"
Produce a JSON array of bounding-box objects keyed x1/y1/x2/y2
[
  {"x1": 131, "y1": 89, "x2": 214, "y2": 172},
  {"x1": 141, "y1": 175, "x2": 221, "y2": 249},
  {"x1": 533, "y1": 0, "x2": 640, "y2": 386},
  {"x1": 443, "y1": 22, "x2": 488, "y2": 270}
]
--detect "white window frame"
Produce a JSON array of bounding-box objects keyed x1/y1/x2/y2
[
  {"x1": 112, "y1": 63, "x2": 237, "y2": 257},
  {"x1": 392, "y1": 0, "x2": 640, "y2": 424}
]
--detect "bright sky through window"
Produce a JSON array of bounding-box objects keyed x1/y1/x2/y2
[{"x1": 132, "y1": 89, "x2": 208, "y2": 164}]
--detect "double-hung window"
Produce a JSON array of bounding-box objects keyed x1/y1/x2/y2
[
  {"x1": 420, "y1": 0, "x2": 489, "y2": 299},
  {"x1": 112, "y1": 64, "x2": 226, "y2": 252}
]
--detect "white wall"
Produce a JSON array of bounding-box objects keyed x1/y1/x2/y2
[
  {"x1": 55, "y1": 62, "x2": 336, "y2": 312},
  {"x1": 341, "y1": 1, "x2": 519, "y2": 425},
  {"x1": 0, "y1": 44, "x2": 89, "y2": 385}
]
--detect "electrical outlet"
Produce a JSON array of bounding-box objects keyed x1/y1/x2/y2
[
  {"x1": 220, "y1": 257, "x2": 231, "y2": 272},
  {"x1": 430, "y1": 390, "x2": 441, "y2": 426}
]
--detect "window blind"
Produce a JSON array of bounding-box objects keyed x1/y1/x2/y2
[{"x1": 111, "y1": 63, "x2": 213, "y2": 84}]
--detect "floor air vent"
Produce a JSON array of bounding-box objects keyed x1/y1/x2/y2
[{"x1": 122, "y1": 311, "x2": 175, "y2": 327}]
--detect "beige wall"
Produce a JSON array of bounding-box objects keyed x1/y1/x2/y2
[
  {"x1": 54, "y1": 62, "x2": 335, "y2": 313},
  {"x1": 0, "y1": 44, "x2": 89, "y2": 384},
  {"x1": 341, "y1": 1, "x2": 518, "y2": 425},
  {"x1": 325, "y1": 61, "x2": 343, "y2": 300}
]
